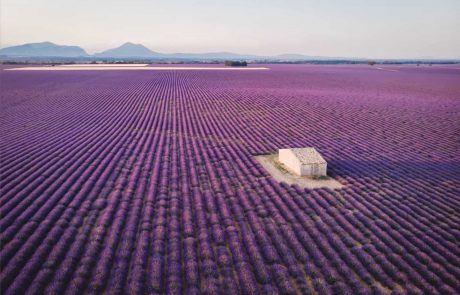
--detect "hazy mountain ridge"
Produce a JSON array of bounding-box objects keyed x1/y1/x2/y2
[
  {"x1": 94, "y1": 42, "x2": 162, "y2": 58},
  {"x1": 0, "y1": 41, "x2": 336, "y2": 60},
  {"x1": 0, "y1": 42, "x2": 88, "y2": 57},
  {"x1": 1, "y1": 42, "x2": 458, "y2": 62}
]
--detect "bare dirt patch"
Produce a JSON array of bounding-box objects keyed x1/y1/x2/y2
[
  {"x1": 374, "y1": 67, "x2": 398, "y2": 72},
  {"x1": 59, "y1": 64, "x2": 150, "y2": 67},
  {"x1": 255, "y1": 153, "x2": 344, "y2": 190}
]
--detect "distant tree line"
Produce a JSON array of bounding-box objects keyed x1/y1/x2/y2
[
  {"x1": 224, "y1": 60, "x2": 247, "y2": 67},
  {"x1": 1, "y1": 56, "x2": 458, "y2": 65}
]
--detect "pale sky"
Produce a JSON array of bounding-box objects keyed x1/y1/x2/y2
[{"x1": 1, "y1": 0, "x2": 459, "y2": 58}]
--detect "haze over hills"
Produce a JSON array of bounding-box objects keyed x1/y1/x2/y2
[
  {"x1": 167, "y1": 52, "x2": 260, "y2": 60},
  {"x1": 94, "y1": 43, "x2": 261, "y2": 59},
  {"x1": 0, "y1": 42, "x2": 458, "y2": 62},
  {"x1": 94, "y1": 42, "x2": 161, "y2": 58},
  {"x1": 0, "y1": 42, "x2": 88, "y2": 57},
  {"x1": 274, "y1": 54, "x2": 341, "y2": 60},
  {"x1": 0, "y1": 41, "x2": 341, "y2": 61}
]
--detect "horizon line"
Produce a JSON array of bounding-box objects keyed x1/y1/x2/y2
[{"x1": 1, "y1": 41, "x2": 460, "y2": 61}]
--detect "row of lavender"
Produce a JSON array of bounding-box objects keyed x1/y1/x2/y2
[{"x1": 1, "y1": 65, "x2": 459, "y2": 294}]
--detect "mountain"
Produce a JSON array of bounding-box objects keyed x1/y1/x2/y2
[
  {"x1": 94, "y1": 42, "x2": 161, "y2": 58},
  {"x1": 93, "y1": 43, "x2": 338, "y2": 60},
  {"x1": 0, "y1": 41, "x2": 373, "y2": 61},
  {"x1": 0, "y1": 41, "x2": 88, "y2": 57},
  {"x1": 94, "y1": 44, "x2": 262, "y2": 60}
]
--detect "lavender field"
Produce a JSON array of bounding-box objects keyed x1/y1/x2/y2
[{"x1": 1, "y1": 64, "x2": 459, "y2": 294}]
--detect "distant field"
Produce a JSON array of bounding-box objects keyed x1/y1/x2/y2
[
  {"x1": 5, "y1": 64, "x2": 269, "y2": 71},
  {"x1": 1, "y1": 64, "x2": 459, "y2": 294}
]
